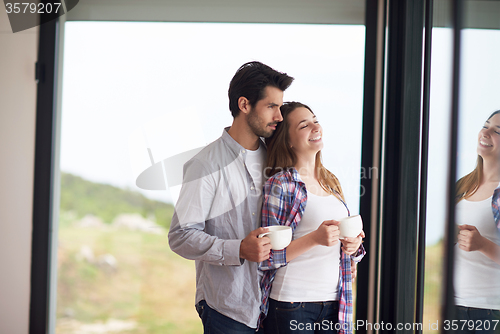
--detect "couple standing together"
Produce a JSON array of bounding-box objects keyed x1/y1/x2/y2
[{"x1": 168, "y1": 61, "x2": 366, "y2": 334}]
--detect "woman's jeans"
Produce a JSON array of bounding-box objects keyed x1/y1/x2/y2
[
  {"x1": 264, "y1": 298, "x2": 339, "y2": 334},
  {"x1": 453, "y1": 306, "x2": 500, "y2": 334}
]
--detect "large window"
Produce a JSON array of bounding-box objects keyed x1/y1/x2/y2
[{"x1": 55, "y1": 21, "x2": 366, "y2": 333}]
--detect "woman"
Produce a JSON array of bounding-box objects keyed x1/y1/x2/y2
[
  {"x1": 454, "y1": 110, "x2": 500, "y2": 333},
  {"x1": 259, "y1": 102, "x2": 365, "y2": 334}
]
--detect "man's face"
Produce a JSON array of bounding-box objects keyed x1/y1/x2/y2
[{"x1": 246, "y1": 86, "x2": 284, "y2": 138}]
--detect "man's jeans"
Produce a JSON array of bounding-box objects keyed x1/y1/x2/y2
[
  {"x1": 453, "y1": 306, "x2": 500, "y2": 334},
  {"x1": 264, "y1": 299, "x2": 339, "y2": 334},
  {"x1": 196, "y1": 300, "x2": 263, "y2": 334}
]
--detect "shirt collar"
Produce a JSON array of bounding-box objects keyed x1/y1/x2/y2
[
  {"x1": 221, "y1": 126, "x2": 266, "y2": 157},
  {"x1": 288, "y1": 167, "x2": 305, "y2": 184}
]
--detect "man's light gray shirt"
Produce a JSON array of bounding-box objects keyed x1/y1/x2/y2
[{"x1": 168, "y1": 128, "x2": 265, "y2": 328}]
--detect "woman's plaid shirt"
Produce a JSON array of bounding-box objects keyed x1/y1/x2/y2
[
  {"x1": 258, "y1": 168, "x2": 365, "y2": 333},
  {"x1": 491, "y1": 187, "x2": 500, "y2": 231}
]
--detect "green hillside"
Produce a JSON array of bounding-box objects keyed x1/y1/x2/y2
[
  {"x1": 60, "y1": 172, "x2": 174, "y2": 227},
  {"x1": 56, "y1": 173, "x2": 200, "y2": 333}
]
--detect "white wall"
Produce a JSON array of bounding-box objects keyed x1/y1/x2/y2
[{"x1": 0, "y1": 9, "x2": 38, "y2": 334}]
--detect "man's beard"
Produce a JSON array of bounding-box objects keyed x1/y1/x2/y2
[{"x1": 247, "y1": 108, "x2": 276, "y2": 138}]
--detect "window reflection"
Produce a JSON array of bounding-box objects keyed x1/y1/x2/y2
[
  {"x1": 424, "y1": 9, "x2": 500, "y2": 332},
  {"x1": 452, "y1": 26, "x2": 500, "y2": 332}
]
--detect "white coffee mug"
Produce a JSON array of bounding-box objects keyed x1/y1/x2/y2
[
  {"x1": 338, "y1": 215, "x2": 363, "y2": 239},
  {"x1": 258, "y1": 226, "x2": 292, "y2": 250}
]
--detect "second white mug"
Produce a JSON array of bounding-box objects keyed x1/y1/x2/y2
[{"x1": 258, "y1": 225, "x2": 292, "y2": 250}]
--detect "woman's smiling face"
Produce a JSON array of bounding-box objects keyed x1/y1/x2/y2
[
  {"x1": 477, "y1": 113, "x2": 500, "y2": 160},
  {"x1": 287, "y1": 107, "x2": 323, "y2": 158}
]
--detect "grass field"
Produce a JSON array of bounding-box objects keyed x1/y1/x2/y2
[
  {"x1": 423, "y1": 241, "x2": 444, "y2": 333},
  {"x1": 56, "y1": 213, "x2": 202, "y2": 334}
]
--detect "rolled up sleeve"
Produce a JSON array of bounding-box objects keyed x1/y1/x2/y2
[
  {"x1": 350, "y1": 244, "x2": 366, "y2": 263},
  {"x1": 259, "y1": 179, "x2": 288, "y2": 271}
]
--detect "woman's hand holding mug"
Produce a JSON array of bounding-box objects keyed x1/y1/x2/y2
[
  {"x1": 312, "y1": 220, "x2": 340, "y2": 247},
  {"x1": 341, "y1": 230, "x2": 365, "y2": 255}
]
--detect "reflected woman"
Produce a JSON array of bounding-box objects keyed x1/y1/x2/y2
[
  {"x1": 454, "y1": 110, "x2": 500, "y2": 333},
  {"x1": 258, "y1": 102, "x2": 365, "y2": 334}
]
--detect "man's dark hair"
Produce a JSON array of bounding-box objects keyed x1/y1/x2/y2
[{"x1": 228, "y1": 61, "x2": 294, "y2": 118}]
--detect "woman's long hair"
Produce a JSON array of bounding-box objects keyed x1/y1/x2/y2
[
  {"x1": 456, "y1": 110, "x2": 500, "y2": 202},
  {"x1": 265, "y1": 101, "x2": 346, "y2": 202}
]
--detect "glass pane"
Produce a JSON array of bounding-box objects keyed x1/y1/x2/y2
[
  {"x1": 423, "y1": 0, "x2": 454, "y2": 331},
  {"x1": 56, "y1": 22, "x2": 366, "y2": 333}
]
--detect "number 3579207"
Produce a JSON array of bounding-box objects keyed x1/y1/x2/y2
[
  {"x1": 5, "y1": 3, "x2": 62, "y2": 14},
  {"x1": 443, "y1": 320, "x2": 499, "y2": 331}
]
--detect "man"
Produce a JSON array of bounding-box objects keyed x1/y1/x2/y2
[{"x1": 168, "y1": 61, "x2": 294, "y2": 333}]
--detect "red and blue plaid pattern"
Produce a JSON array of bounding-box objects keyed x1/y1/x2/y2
[
  {"x1": 492, "y1": 187, "x2": 500, "y2": 230},
  {"x1": 258, "y1": 168, "x2": 365, "y2": 333}
]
